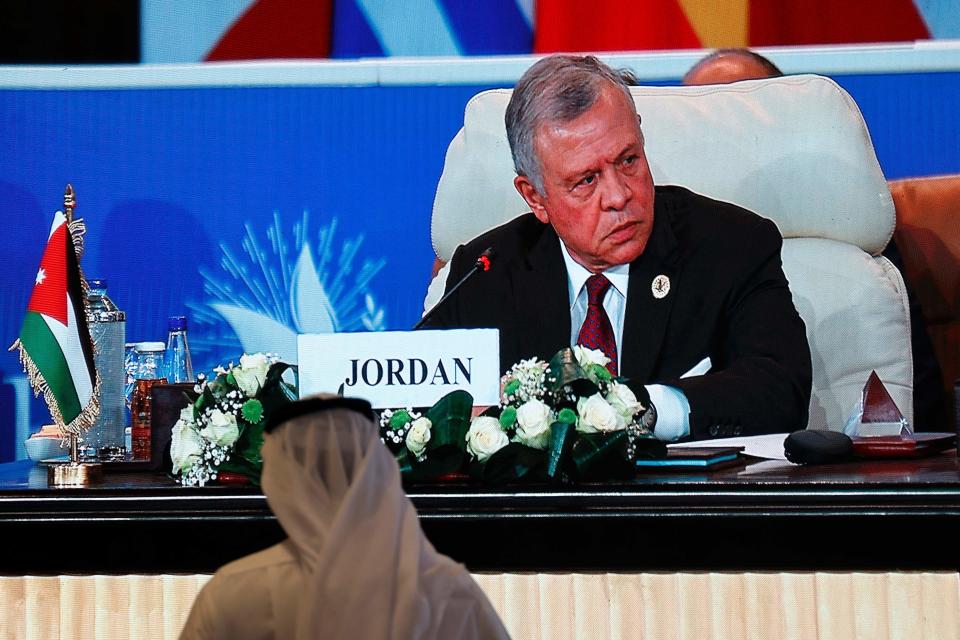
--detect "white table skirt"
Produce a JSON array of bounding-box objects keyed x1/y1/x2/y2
[{"x1": 1, "y1": 572, "x2": 958, "y2": 639}]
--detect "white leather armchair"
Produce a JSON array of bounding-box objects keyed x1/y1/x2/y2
[{"x1": 429, "y1": 74, "x2": 912, "y2": 431}]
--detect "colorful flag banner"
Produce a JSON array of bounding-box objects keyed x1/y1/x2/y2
[
  {"x1": 142, "y1": 0, "x2": 953, "y2": 62},
  {"x1": 9, "y1": 212, "x2": 98, "y2": 435}
]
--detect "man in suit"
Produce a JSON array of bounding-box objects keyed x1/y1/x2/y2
[{"x1": 426, "y1": 55, "x2": 812, "y2": 442}]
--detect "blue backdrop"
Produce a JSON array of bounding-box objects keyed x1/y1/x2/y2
[{"x1": 2, "y1": 71, "x2": 958, "y2": 459}]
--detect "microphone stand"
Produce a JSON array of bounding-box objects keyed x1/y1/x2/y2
[{"x1": 413, "y1": 247, "x2": 494, "y2": 330}]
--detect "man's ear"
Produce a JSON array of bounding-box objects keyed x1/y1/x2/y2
[{"x1": 514, "y1": 175, "x2": 550, "y2": 224}]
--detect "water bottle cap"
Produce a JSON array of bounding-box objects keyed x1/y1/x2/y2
[
  {"x1": 88, "y1": 279, "x2": 107, "y2": 290},
  {"x1": 136, "y1": 341, "x2": 166, "y2": 352},
  {"x1": 167, "y1": 316, "x2": 188, "y2": 331}
]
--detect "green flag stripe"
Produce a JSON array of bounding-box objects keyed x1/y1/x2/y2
[{"x1": 18, "y1": 311, "x2": 82, "y2": 424}]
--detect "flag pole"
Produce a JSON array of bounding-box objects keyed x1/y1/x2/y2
[
  {"x1": 48, "y1": 184, "x2": 102, "y2": 487},
  {"x1": 63, "y1": 185, "x2": 81, "y2": 466},
  {"x1": 64, "y1": 183, "x2": 75, "y2": 223}
]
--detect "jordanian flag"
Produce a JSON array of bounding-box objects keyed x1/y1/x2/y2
[{"x1": 10, "y1": 211, "x2": 98, "y2": 431}]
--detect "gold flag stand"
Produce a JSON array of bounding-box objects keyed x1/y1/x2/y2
[
  {"x1": 47, "y1": 433, "x2": 103, "y2": 486},
  {"x1": 47, "y1": 185, "x2": 103, "y2": 487}
]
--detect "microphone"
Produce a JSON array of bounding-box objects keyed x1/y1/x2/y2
[
  {"x1": 783, "y1": 430, "x2": 854, "y2": 465},
  {"x1": 413, "y1": 247, "x2": 495, "y2": 330}
]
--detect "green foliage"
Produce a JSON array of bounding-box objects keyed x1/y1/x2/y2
[
  {"x1": 570, "y1": 431, "x2": 628, "y2": 479},
  {"x1": 546, "y1": 421, "x2": 576, "y2": 480},
  {"x1": 499, "y1": 406, "x2": 517, "y2": 430},
  {"x1": 425, "y1": 390, "x2": 473, "y2": 450},
  {"x1": 384, "y1": 348, "x2": 670, "y2": 486},
  {"x1": 235, "y1": 419, "x2": 265, "y2": 467},
  {"x1": 389, "y1": 410, "x2": 412, "y2": 430},
  {"x1": 241, "y1": 399, "x2": 264, "y2": 424},
  {"x1": 588, "y1": 364, "x2": 612, "y2": 381},
  {"x1": 177, "y1": 359, "x2": 298, "y2": 486},
  {"x1": 546, "y1": 348, "x2": 598, "y2": 398},
  {"x1": 481, "y1": 443, "x2": 545, "y2": 484}
]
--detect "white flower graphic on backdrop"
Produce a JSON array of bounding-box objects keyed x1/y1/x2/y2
[{"x1": 189, "y1": 211, "x2": 386, "y2": 365}]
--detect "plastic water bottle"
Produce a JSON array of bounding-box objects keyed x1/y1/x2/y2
[
  {"x1": 124, "y1": 342, "x2": 139, "y2": 410},
  {"x1": 165, "y1": 316, "x2": 194, "y2": 383},
  {"x1": 131, "y1": 342, "x2": 166, "y2": 461},
  {"x1": 135, "y1": 342, "x2": 167, "y2": 380},
  {"x1": 84, "y1": 279, "x2": 126, "y2": 460}
]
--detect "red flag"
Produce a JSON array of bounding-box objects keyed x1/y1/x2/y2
[
  {"x1": 749, "y1": 0, "x2": 930, "y2": 46},
  {"x1": 206, "y1": 0, "x2": 333, "y2": 61},
  {"x1": 26, "y1": 223, "x2": 68, "y2": 326},
  {"x1": 535, "y1": 0, "x2": 700, "y2": 53},
  {"x1": 11, "y1": 211, "x2": 98, "y2": 431}
]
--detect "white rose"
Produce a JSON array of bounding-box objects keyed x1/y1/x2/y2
[
  {"x1": 514, "y1": 399, "x2": 554, "y2": 450},
  {"x1": 202, "y1": 409, "x2": 240, "y2": 447},
  {"x1": 576, "y1": 393, "x2": 626, "y2": 433},
  {"x1": 178, "y1": 406, "x2": 196, "y2": 425},
  {"x1": 573, "y1": 345, "x2": 610, "y2": 369},
  {"x1": 605, "y1": 382, "x2": 644, "y2": 420},
  {"x1": 170, "y1": 420, "x2": 204, "y2": 473},
  {"x1": 466, "y1": 416, "x2": 509, "y2": 463},
  {"x1": 405, "y1": 417, "x2": 432, "y2": 459},
  {"x1": 234, "y1": 353, "x2": 270, "y2": 397}
]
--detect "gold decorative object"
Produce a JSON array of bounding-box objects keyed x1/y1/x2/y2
[{"x1": 47, "y1": 434, "x2": 103, "y2": 486}]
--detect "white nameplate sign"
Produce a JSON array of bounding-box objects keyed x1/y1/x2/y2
[{"x1": 297, "y1": 329, "x2": 500, "y2": 408}]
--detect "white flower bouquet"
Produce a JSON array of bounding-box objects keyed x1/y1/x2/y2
[
  {"x1": 171, "y1": 353, "x2": 296, "y2": 486},
  {"x1": 379, "y1": 347, "x2": 664, "y2": 483}
]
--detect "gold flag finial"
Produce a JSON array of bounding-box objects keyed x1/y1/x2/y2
[{"x1": 64, "y1": 184, "x2": 75, "y2": 223}]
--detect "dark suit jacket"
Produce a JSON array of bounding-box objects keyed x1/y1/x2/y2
[{"x1": 427, "y1": 186, "x2": 812, "y2": 440}]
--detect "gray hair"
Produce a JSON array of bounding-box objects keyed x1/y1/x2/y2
[{"x1": 505, "y1": 55, "x2": 637, "y2": 194}]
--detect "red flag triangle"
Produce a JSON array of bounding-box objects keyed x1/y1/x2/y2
[{"x1": 26, "y1": 221, "x2": 69, "y2": 326}]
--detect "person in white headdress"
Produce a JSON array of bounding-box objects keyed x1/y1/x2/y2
[{"x1": 179, "y1": 395, "x2": 509, "y2": 640}]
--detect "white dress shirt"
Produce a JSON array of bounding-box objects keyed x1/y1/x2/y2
[{"x1": 561, "y1": 244, "x2": 691, "y2": 442}]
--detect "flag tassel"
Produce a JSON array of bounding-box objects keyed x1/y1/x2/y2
[{"x1": 9, "y1": 337, "x2": 102, "y2": 439}]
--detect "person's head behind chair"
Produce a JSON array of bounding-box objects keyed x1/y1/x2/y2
[
  {"x1": 682, "y1": 48, "x2": 783, "y2": 86},
  {"x1": 506, "y1": 55, "x2": 656, "y2": 273}
]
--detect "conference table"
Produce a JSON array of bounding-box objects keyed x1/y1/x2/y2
[
  {"x1": 2, "y1": 453, "x2": 959, "y2": 638},
  {"x1": 1, "y1": 453, "x2": 959, "y2": 573}
]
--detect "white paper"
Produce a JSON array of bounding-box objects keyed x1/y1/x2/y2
[
  {"x1": 671, "y1": 432, "x2": 790, "y2": 460},
  {"x1": 736, "y1": 459, "x2": 800, "y2": 474}
]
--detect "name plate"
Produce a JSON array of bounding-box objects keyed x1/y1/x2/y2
[{"x1": 297, "y1": 329, "x2": 500, "y2": 408}]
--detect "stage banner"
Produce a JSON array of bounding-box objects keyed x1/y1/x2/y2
[{"x1": 0, "y1": 81, "x2": 488, "y2": 447}]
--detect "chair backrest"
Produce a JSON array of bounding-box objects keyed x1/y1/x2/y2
[
  {"x1": 431, "y1": 74, "x2": 912, "y2": 431},
  {"x1": 890, "y1": 174, "x2": 960, "y2": 430}
]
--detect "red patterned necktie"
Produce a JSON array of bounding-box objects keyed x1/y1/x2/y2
[{"x1": 577, "y1": 274, "x2": 618, "y2": 376}]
